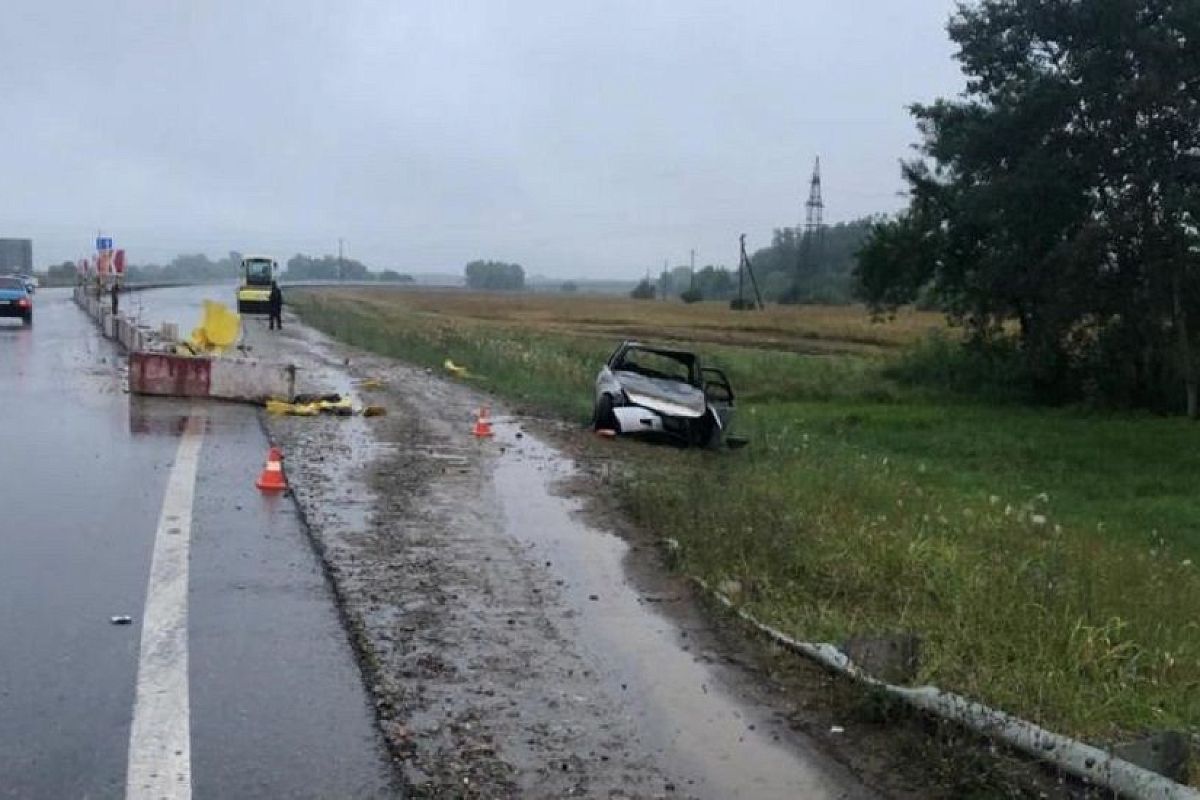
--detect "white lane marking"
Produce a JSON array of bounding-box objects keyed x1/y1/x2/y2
[{"x1": 126, "y1": 414, "x2": 205, "y2": 800}]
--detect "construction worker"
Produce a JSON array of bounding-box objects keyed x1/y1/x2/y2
[{"x1": 268, "y1": 280, "x2": 283, "y2": 330}]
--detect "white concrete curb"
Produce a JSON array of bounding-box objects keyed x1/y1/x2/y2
[{"x1": 694, "y1": 577, "x2": 1198, "y2": 799}]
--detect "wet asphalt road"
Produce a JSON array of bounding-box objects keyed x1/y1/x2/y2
[{"x1": 0, "y1": 288, "x2": 395, "y2": 798}]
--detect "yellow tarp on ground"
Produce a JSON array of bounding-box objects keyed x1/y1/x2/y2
[
  {"x1": 188, "y1": 300, "x2": 241, "y2": 355},
  {"x1": 265, "y1": 396, "x2": 355, "y2": 417},
  {"x1": 266, "y1": 399, "x2": 320, "y2": 416}
]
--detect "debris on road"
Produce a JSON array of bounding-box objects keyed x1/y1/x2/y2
[
  {"x1": 266, "y1": 394, "x2": 385, "y2": 418},
  {"x1": 110, "y1": 615, "x2": 133, "y2": 625},
  {"x1": 266, "y1": 399, "x2": 320, "y2": 416},
  {"x1": 293, "y1": 392, "x2": 344, "y2": 404},
  {"x1": 443, "y1": 358, "x2": 470, "y2": 378}
]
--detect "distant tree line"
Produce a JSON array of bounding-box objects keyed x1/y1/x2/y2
[
  {"x1": 130, "y1": 252, "x2": 245, "y2": 283},
  {"x1": 40, "y1": 251, "x2": 413, "y2": 285},
  {"x1": 465, "y1": 260, "x2": 525, "y2": 290},
  {"x1": 651, "y1": 265, "x2": 736, "y2": 302},
  {"x1": 280, "y1": 254, "x2": 413, "y2": 282},
  {"x1": 628, "y1": 217, "x2": 875, "y2": 304}
]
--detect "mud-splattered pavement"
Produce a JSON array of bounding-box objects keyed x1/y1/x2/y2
[
  {"x1": 236, "y1": 313, "x2": 880, "y2": 799},
  {"x1": 242, "y1": 311, "x2": 1092, "y2": 800}
]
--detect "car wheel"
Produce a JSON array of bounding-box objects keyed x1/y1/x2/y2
[
  {"x1": 22, "y1": 313, "x2": 32, "y2": 326},
  {"x1": 690, "y1": 414, "x2": 721, "y2": 449},
  {"x1": 593, "y1": 394, "x2": 617, "y2": 431}
]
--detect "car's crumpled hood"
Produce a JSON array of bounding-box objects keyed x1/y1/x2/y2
[{"x1": 613, "y1": 370, "x2": 707, "y2": 418}]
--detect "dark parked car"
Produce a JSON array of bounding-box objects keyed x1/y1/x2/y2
[{"x1": 0, "y1": 276, "x2": 33, "y2": 325}]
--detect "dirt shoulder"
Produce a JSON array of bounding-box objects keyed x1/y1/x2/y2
[{"x1": 245, "y1": 314, "x2": 1093, "y2": 800}]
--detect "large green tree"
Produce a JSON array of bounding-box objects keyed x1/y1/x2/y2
[{"x1": 857, "y1": 0, "x2": 1200, "y2": 412}]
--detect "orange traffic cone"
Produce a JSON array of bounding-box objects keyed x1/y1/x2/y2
[
  {"x1": 472, "y1": 406, "x2": 494, "y2": 438},
  {"x1": 255, "y1": 446, "x2": 288, "y2": 491}
]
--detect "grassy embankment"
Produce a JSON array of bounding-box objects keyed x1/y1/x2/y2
[{"x1": 293, "y1": 287, "x2": 1200, "y2": 746}]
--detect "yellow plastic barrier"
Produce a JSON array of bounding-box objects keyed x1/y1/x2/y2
[{"x1": 188, "y1": 300, "x2": 241, "y2": 355}]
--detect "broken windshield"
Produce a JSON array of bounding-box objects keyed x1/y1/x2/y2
[{"x1": 613, "y1": 347, "x2": 697, "y2": 385}]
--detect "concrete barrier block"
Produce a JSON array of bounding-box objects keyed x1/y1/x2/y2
[
  {"x1": 128, "y1": 352, "x2": 296, "y2": 403},
  {"x1": 129, "y1": 352, "x2": 212, "y2": 398},
  {"x1": 209, "y1": 358, "x2": 296, "y2": 403}
]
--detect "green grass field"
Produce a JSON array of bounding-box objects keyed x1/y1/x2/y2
[{"x1": 293, "y1": 288, "x2": 1200, "y2": 748}]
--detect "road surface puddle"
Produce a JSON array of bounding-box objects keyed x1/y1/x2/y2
[{"x1": 489, "y1": 425, "x2": 865, "y2": 800}]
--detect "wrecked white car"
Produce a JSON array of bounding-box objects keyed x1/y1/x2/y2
[{"x1": 593, "y1": 341, "x2": 735, "y2": 447}]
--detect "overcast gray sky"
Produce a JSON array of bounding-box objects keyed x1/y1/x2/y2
[{"x1": 0, "y1": 1, "x2": 964, "y2": 277}]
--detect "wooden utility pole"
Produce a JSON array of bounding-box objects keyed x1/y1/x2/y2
[
  {"x1": 738, "y1": 235, "x2": 745, "y2": 306},
  {"x1": 738, "y1": 235, "x2": 764, "y2": 310}
]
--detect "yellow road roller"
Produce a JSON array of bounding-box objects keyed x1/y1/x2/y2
[{"x1": 236, "y1": 255, "x2": 279, "y2": 314}]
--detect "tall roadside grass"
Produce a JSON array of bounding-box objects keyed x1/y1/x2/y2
[
  {"x1": 292, "y1": 290, "x2": 907, "y2": 415},
  {"x1": 626, "y1": 407, "x2": 1200, "y2": 739},
  {"x1": 293, "y1": 288, "x2": 1200, "y2": 746}
]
